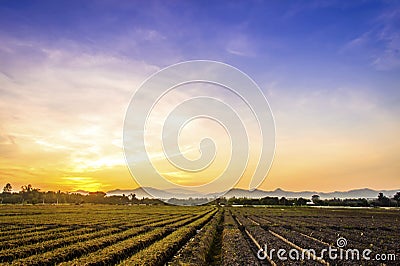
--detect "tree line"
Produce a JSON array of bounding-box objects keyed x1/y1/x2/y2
[
  {"x1": 222, "y1": 192, "x2": 400, "y2": 207},
  {"x1": 0, "y1": 183, "x2": 164, "y2": 205},
  {"x1": 1, "y1": 183, "x2": 399, "y2": 207}
]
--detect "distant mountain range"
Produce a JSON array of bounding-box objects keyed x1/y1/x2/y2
[{"x1": 103, "y1": 187, "x2": 400, "y2": 200}]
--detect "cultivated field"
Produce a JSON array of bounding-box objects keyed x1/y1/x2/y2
[{"x1": 0, "y1": 205, "x2": 398, "y2": 265}]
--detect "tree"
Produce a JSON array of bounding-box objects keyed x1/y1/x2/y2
[
  {"x1": 87, "y1": 191, "x2": 106, "y2": 204},
  {"x1": 378, "y1": 192, "x2": 384, "y2": 201},
  {"x1": 21, "y1": 184, "x2": 33, "y2": 192},
  {"x1": 3, "y1": 183, "x2": 12, "y2": 193},
  {"x1": 377, "y1": 193, "x2": 390, "y2": 207},
  {"x1": 129, "y1": 193, "x2": 137, "y2": 203},
  {"x1": 279, "y1": 197, "x2": 289, "y2": 205},
  {"x1": 296, "y1": 198, "x2": 309, "y2": 206},
  {"x1": 20, "y1": 184, "x2": 42, "y2": 204},
  {"x1": 311, "y1": 194, "x2": 320, "y2": 204},
  {"x1": 393, "y1": 192, "x2": 400, "y2": 207}
]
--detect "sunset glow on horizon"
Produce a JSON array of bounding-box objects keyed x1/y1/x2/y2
[{"x1": 1, "y1": 1, "x2": 399, "y2": 193}]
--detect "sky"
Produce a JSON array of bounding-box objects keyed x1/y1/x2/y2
[{"x1": 0, "y1": 0, "x2": 399, "y2": 193}]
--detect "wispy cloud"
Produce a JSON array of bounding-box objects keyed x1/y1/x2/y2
[
  {"x1": 226, "y1": 34, "x2": 256, "y2": 57},
  {"x1": 371, "y1": 9, "x2": 400, "y2": 70},
  {"x1": 340, "y1": 7, "x2": 400, "y2": 70}
]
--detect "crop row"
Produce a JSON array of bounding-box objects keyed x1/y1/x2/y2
[
  {"x1": 9, "y1": 210, "x2": 213, "y2": 265},
  {"x1": 0, "y1": 205, "x2": 212, "y2": 224},
  {"x1": 0, "y1": 226, "x2": 94, "y2": 250},
  {"x1": 246, "y1": 213, "x2": 399, "y2": 257},
  {"x1": 1, "y1": 213, "x2": 168, "y2": 228},
  {"x1": 58, "y1": 209, "x2": 217, "y2": 266},
  {"x1": 0, "y1": 227, "x2": 121, "y2": 263},
  {"x1": 117, "y1": 208, "x2": 218, "y2": 266},
  {"x1": 220, "y1": 211, "x2": 260, "y2": 266},
  {"x1": 236, "y1": 214, "x2": 327, "y2": 266},
  {"x1": 7, "y1": 215, "x2": 190, "y2": 265},
  {"x1": 238, "y1": 208, "x2": 399, "y2": 251},
  {"x1": 230, "y1": 208, "x2": 400, "y2": 266},
  {"x1": 0, "y1": 225, "x2": 50, "y2": 239},
  {"x1": 238, "y1": 207, "x2": 399, "y2": 232},
  {"x1": 0, "y1": 213, "x2": 187, "y2": 262},
  {"x1": 170, "y1": 208, "x2": 224, "y2": 265}
]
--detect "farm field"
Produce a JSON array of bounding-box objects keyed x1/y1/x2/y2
[{"x1": 0, "y1": 205, "x2": 398, "y2": 265}]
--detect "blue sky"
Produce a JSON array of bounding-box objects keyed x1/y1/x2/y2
[
  {"x1": 0, "y1": 0, "x2": 399, "y2": 192},
  {"x1": 2, "y1": 1, "x2": 399, "y2": 99}
]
